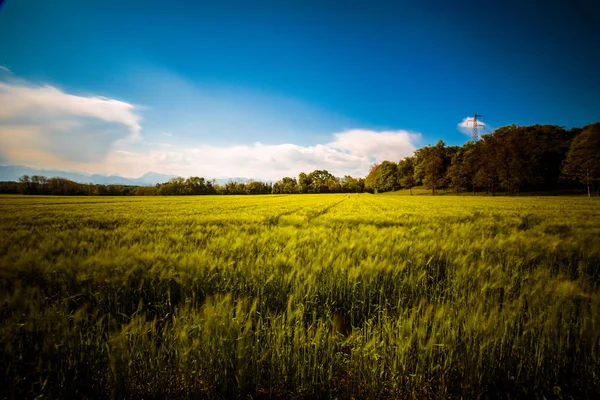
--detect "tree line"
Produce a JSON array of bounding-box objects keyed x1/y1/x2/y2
[
  {"x1": 150, "y1": 177, "x2": 273, "y2": 196},
  {"x1": 150, "y1": 170, "x2": 367, "y2": 195},
  {"x1": 0, "y1": 176, "x2": 138, "y2": 196},
  {"x1": 365, "y1": 122, "x2": 600, "y2": 197},
  {"x1": 2, "y1": 122, "x2": 598, "y2": 197},
  {"x1": 272, "y1": 170, "x2": 365, "y2": 194},
  {"x1": 1, "y1": 171, "x2": 365, "y2": 196}
]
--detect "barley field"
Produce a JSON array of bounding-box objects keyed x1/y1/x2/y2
[{"x1": 1, "y1": 194, "x2": 599, "y2": 399}]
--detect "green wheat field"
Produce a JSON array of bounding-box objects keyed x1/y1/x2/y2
[{"x1": 1, "y1": 194, "x2": 599, "y2": 399}]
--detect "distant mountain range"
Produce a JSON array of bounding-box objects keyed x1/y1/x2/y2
[{"x1": 0, "y1": 165, "x2": 251, "y2": 186}]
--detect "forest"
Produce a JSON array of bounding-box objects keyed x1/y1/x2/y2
[
  {"x1": 2, "y1": 122, "x2": 599, "y2": 197},
  {"x1": 368, "y1": 122, "x2": 600, "y2": 197}
]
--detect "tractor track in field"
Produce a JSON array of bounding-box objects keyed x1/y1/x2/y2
[
  {"x1": 263, "y1": 204, "x2": 311, "y2": 226},
  {"x1": 306, "y1": 197, "x2": 347, "y2": 222}
]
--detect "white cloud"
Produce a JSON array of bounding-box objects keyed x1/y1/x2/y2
[
  {"x1": 104, "y1": 129, "x2": 419, "y2": 180},
  {"x1": 0, "y1": 82, "x2": 141, "y2": 137},
  {"x1": 0, "y1": 80, "x2": 142, "y2": 168},
  {"x1": 0, "y1": 66, "x2": 11, "y2": 73},
  {"x1": 0, "y1": 75, "x2": 420, "y2": 180},
  {"x1": 458, "y1": 116, "x2": 489, "y2": 137}
]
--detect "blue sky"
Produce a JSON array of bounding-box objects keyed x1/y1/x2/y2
[{"x1": 0, "y1": 0, "x2": 599, "y2": 179}]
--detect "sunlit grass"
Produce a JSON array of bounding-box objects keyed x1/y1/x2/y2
[{"x1": 1, "y1": 194, "x2": 599, "y2": 398}]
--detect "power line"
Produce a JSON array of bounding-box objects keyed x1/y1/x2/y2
[{"x1": 470, "y1": 113, "x2": 485, "y2": 142}]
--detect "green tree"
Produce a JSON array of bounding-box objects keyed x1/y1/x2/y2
[
  {"x1": 474, "y1": 135, "x2": 500, "y2": 195},
  {"x1": 365, "y1": 164, "x2": 380, "y2": 193},
  {"x1": 492, "y1": 125, "x2": 529, "y2": 194},
  {"x1": 157, "y1": 177, "x2": 186, "y2": 195},
  {"x1": 273, "y1": 177, "x2": 298, "y2": 194},
  {"x1": 562, "y1": 123, "x2": 600, "y2": 198},
  {"x1": 364, "y1": 162, "x2": 398, "y2": 193},
  {"x1": 185, "y1": 176, "x2": 207, "y2": 194},
  {"x1": 377, "y1": 161, "x2": 399, "y2": 192},
  {"x1": 460, "y1": 142, "x2": 479, "y2": 195},
  {"x1": 446, "y1": 150, "x2": 468, "y2": 194},
  {"x1": 225, "y1": 180, "x2": 247, "y2": 195},
  {"x1": 415, "y1": 140, "x2": 445, "y2": 195},
  {"x1": 397, "y1": 157, "x2": 416, "y2": 195},
  {"x1": 307, "y1": 170, "x2": 336, "y2": 193},
  {"x1": 341, "y1": 175, "x2": 364, "y2": 193},
  {"x1": 246, "y1": 180, "x2": 269, "y2": 194},
  {"x1": 298, "y1": 172, "x2": 310, "y2": 194},
  {"x1": 136, "y1": 186, "x2": 158, "y2": 196}
]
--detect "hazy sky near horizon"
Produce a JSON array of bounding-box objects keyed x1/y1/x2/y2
[{"x1": 1, "y1": 0, "x2": 599, "y2": 179}]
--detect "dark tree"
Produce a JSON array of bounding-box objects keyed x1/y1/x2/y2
[{"x1": 562, "y1": 123, "x2": 600, "y2": 198}]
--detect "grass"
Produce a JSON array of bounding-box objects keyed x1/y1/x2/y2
[{"x1": 1, "y1": 194, "x2": 599, "y2": 398}]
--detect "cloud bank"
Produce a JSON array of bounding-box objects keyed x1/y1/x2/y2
[
  {"x1": 0, "y1": 81, "x2": 141, "y2": 168},
  {"x1": 107, "y1": 129, "x2": 419, "y2": 180},
  {"x1": 0, "y1": 77, "x2": 420, "y2": 180}
]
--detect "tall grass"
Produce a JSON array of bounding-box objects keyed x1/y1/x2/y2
[{"x1": 1, "y1": 194, "x2": 599, "y2": 398}]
